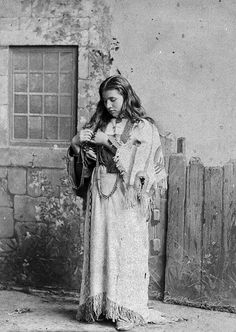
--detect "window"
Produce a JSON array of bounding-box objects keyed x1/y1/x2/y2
[{"x1": 10, "y1": 46, "x2": 77, "y2": 146}]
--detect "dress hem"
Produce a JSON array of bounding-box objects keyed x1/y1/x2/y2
[{"x1": 76, "y1": 292, "x2": 147, "y2": 326}]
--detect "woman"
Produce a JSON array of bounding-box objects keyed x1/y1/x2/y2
[{"x1": 71, "y1": 75, "x2": 167, "y2": 331}]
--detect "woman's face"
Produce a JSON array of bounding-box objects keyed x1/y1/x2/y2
[{"x1": 102, "y1": 89, "x2": 124, "y2": 118}]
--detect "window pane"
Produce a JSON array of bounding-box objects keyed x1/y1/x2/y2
[
  {"x1": 44, "y1": 117, "x2": 58, "y2": 139},
  {"x1": 45, "y1": 53, "x2": 58, "y2": 71},
  {"x1": 60, "y1": 73, "x2": 71, "y2": 93},
  {"x1": 60, "y1": 96, "x2": 71, "y2": 115},
  {"x1": 13, "y1": 52, "x2": 27, "y2": 70},
  {"x1": 30, "y1": 95, "x2": 42, "y2": 114},
  {"x1": 60, "y1": 52, "x2": 72, "y2": 71},
  {"x1": 44, "y1": 73, "x2": 58, "y2": 93},
  {"x1": 45, "y1": 96, "x2": 58, "y2": 114},
  {"x1": 59, "y1": 117, "x2": 71, "y2": 140},
  {"x1": 29, "y1": 116, "x2": 42, "y2": 139},
  {"x1": 29, "y1": 73, "x2": 43, "y2": 92},
  {"x1": 14, "y1": 116, "x2": 27, "y2": 138},
  {"x1": 30, "y1": 53, "x2": 43, "y2": 71},
  {"x1": 14, "y1": 73, "x2": 27, "y2": 92},
  {"x1": 14, "y1": 95, "x2": 27, "y2": 113},
  {"x1": 11, "y1": 46, "x2": 76, "y2": 143}
]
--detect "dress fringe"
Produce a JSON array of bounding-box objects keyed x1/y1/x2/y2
[{"x1": 76, "y1": 293, "x2": 146, "y2": 326}]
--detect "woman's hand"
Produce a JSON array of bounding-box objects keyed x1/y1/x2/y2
[
  {"x1": 71, "y1": 129, "x2": 94, "y2": 146},
  {"x1": 79, "y1": 129, "x2": 94, "y2": 143},
  {"x1": 91, "y1": 130, "x2": 108, "y2": 145},
  {"x1": 71, "y1": 129, "x2": 94, "y2": 154}
]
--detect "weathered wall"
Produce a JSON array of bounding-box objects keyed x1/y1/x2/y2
[
  {"x1": 0, "y1": 0, "x2": 113, "y2": 289},
  {"x1": 110, "y1": 0, "x2": 236, "y2": 166}
]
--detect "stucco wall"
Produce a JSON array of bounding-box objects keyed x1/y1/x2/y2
[
  {"x1": 0, "y1": 0, "x2": 112, "y2": 289},
  {"x1": 110, "y1": 0, "x2": 236, "y2": 166}
]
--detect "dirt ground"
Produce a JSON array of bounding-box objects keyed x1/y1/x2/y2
[{"x1": 0, "y1": 289, "x2": 235, "y2": 332}]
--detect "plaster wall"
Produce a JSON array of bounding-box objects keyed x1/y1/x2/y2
[
  {"x1": 0, "y1": 0, "x2": 112, "y2": 289},
  {"x1": 110, "y1": 0, "x2": 236, "y2": 166}
]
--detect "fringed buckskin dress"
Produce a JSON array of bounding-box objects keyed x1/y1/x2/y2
[{"x1": 76, "y1": 118, "x2": 167, "y2": 326}]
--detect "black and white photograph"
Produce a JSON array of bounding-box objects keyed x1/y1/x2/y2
[{"x1": 0, "y1": 1, "x2": 235, "y2": 331}]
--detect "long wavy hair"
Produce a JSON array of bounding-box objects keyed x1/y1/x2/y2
[{"x1": 84, "y1": 75, "x2": 154, "y2": 131}]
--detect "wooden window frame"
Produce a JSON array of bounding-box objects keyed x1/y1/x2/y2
[{"x1": 9, "y1": 46, "x2": 78, "y2": 147}]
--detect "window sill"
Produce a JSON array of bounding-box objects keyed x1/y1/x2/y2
[{"x1": 0, "y1": 146, "x2": 69, "y2": 168}]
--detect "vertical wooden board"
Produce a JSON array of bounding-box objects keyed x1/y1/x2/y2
[
  {"x1": 183, "y1": 159, "x2": 204, "y2": 302},
  {"x1": 148, "y1": 191, "x2": 167, "y2": 299},
  {"x1": 177, "y1": 137, "x2": 186, "y2": 154},
  {"x1": 160, "y1": 133, "x2": 176, "y2": 173},
  {"x1": 160, "y1": 197, "x2": 167, "y2": 257},
  {"x1": 149, "y1": 197, "x2": 168, "y2": 299},
  {"x1": 203, "y1": 167, "x2": 223, "y2": 250},
  {"x1": 184, "y1": 160, "x2": 204, "y2": 257},
  {"x1": 223, "y1": 162, "x2": 236, "y2": 253},
  {"x1": 164, "y1": 154, "x2": 186, "y2": 300},
  {"x1": 202, "y1": 166, "x2": 223, "y2": 303},
  {"x1": 158, "y1": 197, "x2": 168, "y2": 296},
  {"x1": 222, "y1": 162, "x2": 236, "y2": 306}
]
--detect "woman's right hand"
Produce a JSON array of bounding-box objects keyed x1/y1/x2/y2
[
  {"x1": 72, "y1": 129, "x2": 94, "y2": 145},
  {"x1": 71, "y1": 129, "x2": 94, "y2": 154},
  {"x1": 78, "y1": 129, "x2": 94, "y2": 143}
]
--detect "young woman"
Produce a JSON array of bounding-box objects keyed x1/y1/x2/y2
[{"x1": 71, "y1": 75, "x2": 167, "y2": 331}]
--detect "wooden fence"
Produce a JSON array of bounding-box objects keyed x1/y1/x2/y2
[
  {"x1": 165, "y1": 153, "x2": 236, "y2": 311},
  {"x1": 148, "y1": 133, "x2": 176, "y2": 299}
]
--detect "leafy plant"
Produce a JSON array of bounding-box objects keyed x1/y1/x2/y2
[
  {"x1": 1, "y1": 174, "x2": 84, "y2": 290},
  {"x1": 165, "y1": 237, "x2": 236, "y2": 305},
  {"x1": 148, "y1": 255, "x2": 164, "y2": 300}
]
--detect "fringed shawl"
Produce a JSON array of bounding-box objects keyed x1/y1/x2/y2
[{"x1": 114, "y1": 119, "x2": 167, "y2": 217}]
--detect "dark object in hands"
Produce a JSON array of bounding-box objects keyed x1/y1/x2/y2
[{"x1": 66, "y1": 144, "x2": 96, "y2": 198}]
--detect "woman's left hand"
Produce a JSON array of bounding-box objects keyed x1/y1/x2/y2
[{"x1": 92, "y1": 130, "x2": 108, "y2": 145}]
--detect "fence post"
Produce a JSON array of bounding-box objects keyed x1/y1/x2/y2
[
  {"x1": 160, "y1": 132, "x2": 176, "y2": 173},
  {"x1": 164, "y1": 151, "x2": 186, "y2": 300},
  {"x1": 201, "y1": 166, "x2": 223, "y2": 305},
  {"x1": 177, "y1": 137, "x2": 186, "y2": 154},
  {"x1": 184, "y1": 157, "x2": 204, "y2": 301},
  {"x1": 148, "y1": 132, "x2": 176, "y2": 299}
]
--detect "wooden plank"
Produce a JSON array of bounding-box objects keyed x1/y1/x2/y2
[
  {"x1": 160, "y1": 133, "x2": 176, "y2": 173},
  {"x1": 159, "y1": 197, "x2": 167, "y2": 257},
  {"x1": 164, "y1": 153, "x2": 186, "y2": 300},
  {"x1": 183, "y1": 158, "x2": 204, "y2": 302},
  {"x1": 148, "y1": 190, "x2": 167, "y2": 299},
  {"x1": 223, "y1": 162, "x2": 236, "y2": 254},
  {"x1": 203, "y1": 167, "x2": 223, "y2": 251},
  {"x1": 177, "y1": 137, "x2": 186, "y2": 154},
  {"x1": 184, "y1": 159, "x2": 204, "y2": 257},
  {"x1": 221, "y1": 161, "x2": 236, "y2": 307},
  {"x1": 149, "y1": 195, "x2": 168, "y2": 299},
  {"x1": 202, "y1": 166, "x2": 223, "y2": 303}
]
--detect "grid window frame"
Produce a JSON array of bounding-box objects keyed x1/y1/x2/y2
[{"x1": 9, "y1": 46, "x2": 78, "y2": 147}]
